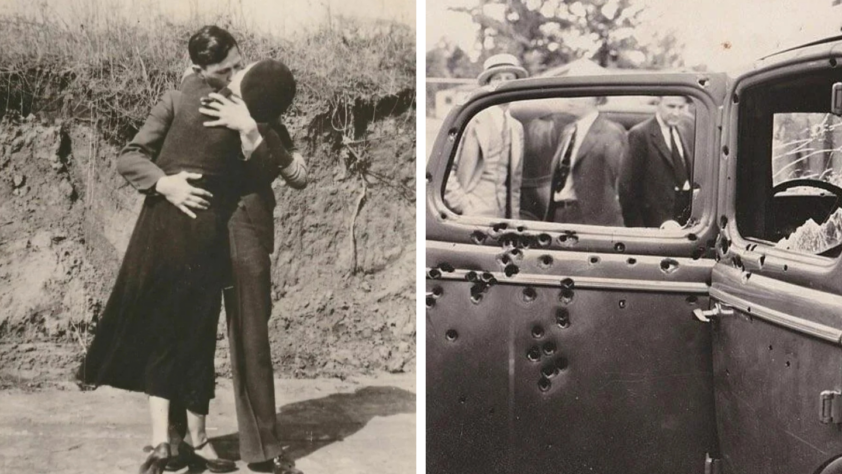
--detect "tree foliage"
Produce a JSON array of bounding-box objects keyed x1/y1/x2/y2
[{"x1": 449, "y1": 0, "x2": 685, "y2": 74}]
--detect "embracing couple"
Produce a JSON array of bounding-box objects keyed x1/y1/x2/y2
[{"x1": 77, "y1": 26, "x2": 306, "y2": 474}]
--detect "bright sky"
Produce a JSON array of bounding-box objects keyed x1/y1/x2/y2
[
  {"x1": 427, "y1": 0, "x2": 842, "y2": 72},
  {"x1": 0, "y1": 0, "x2": 415, "y2": 37}
]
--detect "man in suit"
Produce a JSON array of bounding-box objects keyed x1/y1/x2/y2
[
  {"x1": 620, "y1": 96, "x2": 695, "y2": 228},
  {"x1": 544, "y1": 96, "x2": 627, "y2": 226},
  {"x1": 117, "y1": 26, "x2": 306, "y2": 474},
  {"x1": 444, "y1": 54, "x2": 526, "y2": 219}
]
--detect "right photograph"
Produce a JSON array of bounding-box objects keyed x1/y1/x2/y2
[{"x1": 425, "y1": 1, "x2": 842, "y2": 473}]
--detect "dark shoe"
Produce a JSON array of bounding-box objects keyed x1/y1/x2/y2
[
  {"x1": 163, "y1": 446, "x2": 188, "y2": 472},
  {"x1": 248, "y1": 453, "x2": 302, "y2": 474},
  {"x1": 139, "y1": 442, "x2": 171, "y2": 474},
  {"x1": 182, "y1": 440, "x2": 237, "y2": 473}
]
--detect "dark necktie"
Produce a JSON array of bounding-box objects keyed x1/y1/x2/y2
[
  {"x1": 553, "y1": 126, "x2": 577, "y2": 193},
  {"x1": 670, "y1": 126, "x2": 688, "y2": 184}
]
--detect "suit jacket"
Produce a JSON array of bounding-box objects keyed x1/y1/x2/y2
[
  {"x1": 619, "y1": 116, "x2": 694, "y2": 228},
  {"x1": 444, "y1": 106, "x2": 524, "y2": 219},
  {"x1": 117, "y1": 89, "x2": 307, "y2": 253},
  {"x1": 543, "y1": 114, "x2": 627, "y2": 226}
]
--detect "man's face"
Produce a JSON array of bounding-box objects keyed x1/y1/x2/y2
[
  {"x1": 197, "y1": 47, "x2": 244, "y2": 90},
  {"x1": 564, "y1": 96, "x2": 599, "y2": 119},
  {"x1": 488, "y1": 71, "x2": 517, "y2": 85},
  {"x1": 656, "y1": 96, "x2": 688, "y2": 127}
]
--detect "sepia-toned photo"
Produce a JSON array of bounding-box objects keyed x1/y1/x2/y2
[
  {"x1": 426, "y1": 1, "x2": 842, "y2": 473},
  {"x1": 0, "y1": 0, "x2": 416, "y2": 473}
]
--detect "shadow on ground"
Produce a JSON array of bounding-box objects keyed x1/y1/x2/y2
[{"x1": 212, "y1": 385, "x2": 415, "y2": 462}]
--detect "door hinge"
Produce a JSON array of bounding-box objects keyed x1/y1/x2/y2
[
  {"x1": 693, "y1": 302, "x2": 734, "y2": 323},
  {"x1": 820, "y1": 390, "x2": 842, "y2": 424},
  {"x1": 705, "y1": 453, "x2": 722, "y2": 474}
]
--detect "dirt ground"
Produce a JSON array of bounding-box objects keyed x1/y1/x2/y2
[
  {"x1": 0, "y1": 100, "x2": 415, "y2": 383},
  {"x1": 0, "y1": 374, "x2": 416, "y2": 474}
]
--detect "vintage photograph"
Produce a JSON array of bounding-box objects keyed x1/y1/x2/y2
[
  {"x1": 0, "y1": 0, "x2": 416, "y2": 473},
  {"x1": 426, "y1": 0, "x2": 842, "y2": 473}
]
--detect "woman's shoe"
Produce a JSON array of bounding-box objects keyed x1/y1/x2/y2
[
  {"x1": 139, "y1": 442, "x2": 171, "y2": 474},
  {"x1": 181, "y1": 440, "x2": 237, "y2": 473}
]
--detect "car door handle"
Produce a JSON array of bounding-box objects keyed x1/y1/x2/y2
[{"x1": 693, "y1": 302, "x2": 734, "y2": 323}]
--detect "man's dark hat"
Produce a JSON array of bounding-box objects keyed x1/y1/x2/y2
[{"x1": 241, "y1": 59, "x2": 296, "y2": 122}]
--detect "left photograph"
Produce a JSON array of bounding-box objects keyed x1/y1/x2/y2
[{"x1": 0, "y1": 1, "x2": 416, "y2": 473}]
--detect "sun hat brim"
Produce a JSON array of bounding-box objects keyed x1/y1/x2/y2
[{"x1": 477, "y1": 65, "x2": 528, "y2": 85}]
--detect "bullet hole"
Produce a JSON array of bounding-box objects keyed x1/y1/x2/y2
[
  {"x1": 516, "y1": 226, "x2": 525, "y2": 232},
  {"x1": 448, "y1": 128, "x2": 458, "y2": 140},
  {"x1": 537, "y1": 233, "x2": 552, "y2": 247},
  {"x1": 618, "y1": 299, "x2": 626, "y2": 309},
  {"x1": 758, "y1": 255, "x2": 766, "y2": 268},
  {"x1": 459, "y1": 396, "x2": 467, "y2": 404},
  {"x1": 556, "y1": 308, "x2": 570, "y2": 328},
  {"x1": 505, "y1": 264, "x2": 520, "y2": 277},
  {"x1": 627, "y1": 257, "x2": 637, "y2": 265},
  {"x1": 532, "y1": 325, "x2": 545, "y2": 338},
  {"x1": 470, "y1": 284, "x2": 487, "y2": 304},
  {"x1": 708, "y1": 238, "x2": 717, "y2": 249},
  {"x1": 560, "y1": 278, "x2": 575, "y2": 289},
  {"x1": 768, "y1": 345, "x2": 773, "y2": 351},
  {"x1": 559, "y1": 232, "x2": 579, "y2": 246},
  {"x1": 489, "y1": 408, "x2": 495, "y2": 415},
  {"x1": 589, "y1": 256, "x2": 600, "y2": 265},
  {"x1": 492, "y1": 222, "x2": 508, "y2": 233},
  {"x1": 431, "y1": 286, "x2": 443, "y2": 298},
  {"x1": 446, "y1": 329, "x2": 458, "y2": 341},
  {"x1": 723, "y1": 145, "x2": 730, "y2": 156},
  {"x1": 732, "y1": 93, "x2": 739, "y2": 104},
  {"x1": 560, "y1": 288, "x2": 574, "y2": 304},
  {"x1": 720, "y1": 216, "x2": 729, "y2": 229},
  {"x1": 426, "y1": 296, "x2": 435, "y2": 308},
  {"x1": 440, "y1": 263, "x2": 455, "y2": 273},
  {"x1": 831, "y1": 58, "x2": 838, "y2": 67},
  {"x1": 688, "y1": 233, "x2": 698, "y2": 241},
  {"x1": 527, "y1": 347, "x2": 541, "y2": 362},
  {"x1": 741, "y1": 272, "x2": 752, "y2": 283},
  {"x1": 614, "y1": 242, "x2": 625, "y2": 253},
  {"x1": 660, "y1": 258, "x2": 679, "y2": 274},
  {"x1": 725, "y1": 369, "x2": 730, "y2": 376},
  {"x1": 470, "y1": 292, "x2": 483, "y2": 304},
  {"x1": 510, "y1": 248, "x2": 522, "y2": 258},
  {"x1": 465, "y1": 271, "x2": 478, "y2": 282},
  {"x1": 785, "y1": 360, "x2": 791, "y2": 367},
  {"x1": 471, "y1": 231, "x2": 487, "y2": 244},
  {"x1": 749, "y1": 244, "x2": 758, "y2": 251},
  {"x1": 691, "y1": 247, "x2": 704, "y2": 260},
  {"x1": 522, "y1": 286, "x2": 537, "y2": 302},
  {"x1": 480, "y1": 272, "x2": 495, "y2": 283},
  {"x1": 719, "y1": 236, "x2": 731, "y2": 255},
  {"x1": 538, "y1": 255, "x2": 553, "y2": 269},
  {"x1": 429, "y1": 268, "x2": 442, "y2": 279},
  {"x1": 426, "y1": 172, "x2": 432, "y2": 183},
  {"x1": 541, "y1": 365, "x2": 557, "y2": 378},
  {"x1": 746, "y1": 306, "x2": 752, "y2": 313},
  {"x1": 500, "y1": 255, "x2": 511, "y2": 266},
  {"x1": 699, "y1": 77, "x2": 709, "y2": 87},
  {"x1": 686, "y1": 295, "x2": 698, "y2": 305},
  {"x1": 556, "y1": 356, "x2": 568, "y2": 371},
  {"x1": 538, "y1": 378, "x2": 552, "y2": 392},
  {"x1": 440, "y1": 212, "x2": 448, "y2": 220},
  {"x1": 732, "y1": 255, "x2": 743, "y2": 270},
  {"x1": 542, "y1": 342, "x2": 557, "y2": 356}
]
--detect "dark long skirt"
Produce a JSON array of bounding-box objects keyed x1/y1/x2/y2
[{"x1": 79, "y1": 190, "x2": 234, "y2": 415}]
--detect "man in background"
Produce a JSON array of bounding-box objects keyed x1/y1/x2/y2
[
  {"x1": 544, "y1": 96, "x2": 627, "y2": 226},
  {"x1": 620, "y1": 96, "x2": 695, "y2": 228}
]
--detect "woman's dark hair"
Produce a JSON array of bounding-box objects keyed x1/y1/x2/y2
[{"x1": 188, "y1": 26, "x2": 238, "y2": 67}]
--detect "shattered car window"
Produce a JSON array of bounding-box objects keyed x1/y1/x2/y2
[{"x1": 773, "y1": 112, "x2": 842, "y2": 254}]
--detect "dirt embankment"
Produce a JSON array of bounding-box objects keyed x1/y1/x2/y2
[{"x1": 0, "y1": 87, "x2": 416, "y2": 387}]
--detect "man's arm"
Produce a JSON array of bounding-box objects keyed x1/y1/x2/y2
[
  {"x1": 117, "y1": 90, "x2": 213, "y2": 218},
  {"x1": 246, "y1": 121, "x2": 308, "y2": 190}
]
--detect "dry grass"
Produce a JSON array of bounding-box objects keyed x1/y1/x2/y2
[{"x1": 0, "y1": 3, "x2": 415, "y2": 143}]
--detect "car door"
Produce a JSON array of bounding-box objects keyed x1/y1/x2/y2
[
  {"x1": 710, "y1": 39, "x2": 842, "y2": 474},
  {"x1": 426, "y1": 73, "x2": 726, "y2": 474}
]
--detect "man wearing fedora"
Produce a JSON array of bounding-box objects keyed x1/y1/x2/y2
[
  {"x1": 118, "y1": 25, "x2": 306, "y2": 474},
  {"x1": 444, "y1": 53, "x2": 527, "y2": 218}
]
